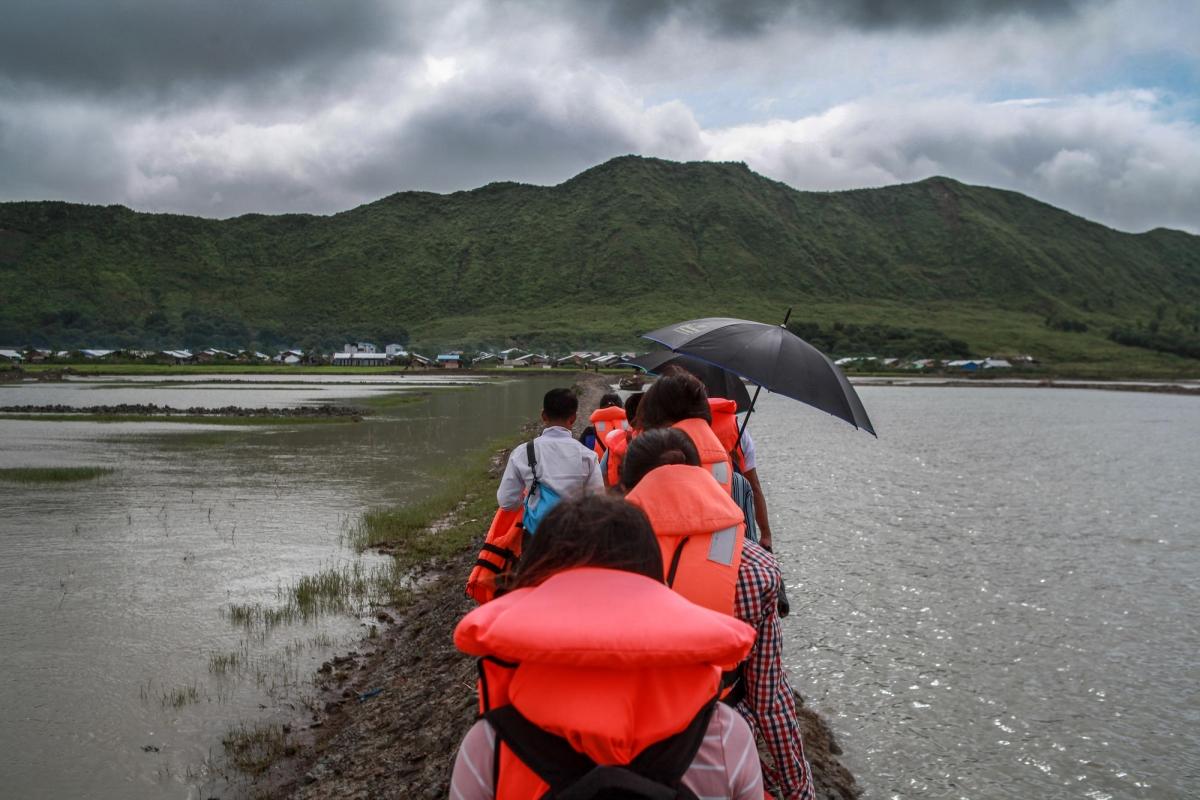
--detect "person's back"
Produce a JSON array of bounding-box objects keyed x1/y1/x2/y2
[
  {"x1": 450, "y1": 495, "x2": 764, "y2": 800},
  {"x1": 496, "y1": 388, "x2": 602, "y2": 513},
  {"x1": 640, "y1": 369, "x2": 733, "y2": 494},
  {"x1": 581, "y1": 392, "x2": 627, "y2": 456},
  {"x1": 620, "y1": 429, "x2": 814, "y2": 800}
]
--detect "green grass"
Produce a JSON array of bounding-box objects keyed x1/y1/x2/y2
[
  {"x1": 4, "y1": 157, "x2": 1198, "y2": 378},
  {"x1": 355, "y1": 391, "x2": 433, "y2": 410},
  {"x1": 218, "y1": 429, "x2": 527, "y2": 638},
  {"x1": 222, "y1": 723, "x2": 292, "y2": 776},
  {"x1": 0, "y1": 466, "x2": 114, "y2": 483},
  {"x1": 348, "y1": 431, "x2": 523, "y2": 558},
  {"x1": 160, "y1": 683, "x2": 201, "y2": 709},
  {"x1": 0, "y1": 413, "x2": 360, "y2": 425}
]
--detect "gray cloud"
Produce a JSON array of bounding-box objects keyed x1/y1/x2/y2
[
  {"x1": 572, "y1": 0, "x2": 1094, "y2": 41},
  {"x1": 700, "y1": 93, "x2": 1200, "y2": 233},
  {"x1": 0, "y1": 0, "x2": 1194, "y2": 234},
  {"x1": 0, "y1": 0, "x2": 403, "y2": 96}
]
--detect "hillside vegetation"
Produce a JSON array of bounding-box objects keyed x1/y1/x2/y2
[{"x1": 1, "y1": 156, "x2": 1198, "y2": 376}]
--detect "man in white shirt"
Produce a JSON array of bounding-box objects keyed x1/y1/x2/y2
[{"x1": 497, "y1": 388, "x2": 604, "y2": 515}]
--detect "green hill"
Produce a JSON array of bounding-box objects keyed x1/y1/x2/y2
[{"x1": 1, "y1": 155, "x2": 1198, "y2": 376}]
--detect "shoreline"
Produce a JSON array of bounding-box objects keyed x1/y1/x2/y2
[
  {"x1": 848, "y1": 376, "x2": 1200, "y2": 395},
  {"x1": 253, "y1": 373, "x2": 859, "y2": 799},
  {"x1": 7, "y1": 361, "x2": 1200, "y2": 384}
]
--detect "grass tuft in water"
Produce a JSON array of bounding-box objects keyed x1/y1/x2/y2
[
  {"x1": 161, "y1": 682, "x2": 201, "y2": 708},
  {"x1": 0, "y1": 466, "x2": 114, "y2": 483},
  {"x1": 222, "y1": 723, "x2": 292, "y2": 776},
  {"x1": 356, "y1": 391, "x2": 432, "y2": 410},
  {"x1": 220, "y1": 431, "x2": 524, "y2": 635},
  {"x1": 208, "y1": 650, "x2": 244, "y2": 675}
]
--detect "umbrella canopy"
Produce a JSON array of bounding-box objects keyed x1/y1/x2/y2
[
  {"x1": 641, "y1": 316, "x2": 876, "y2": 436},
  {"x1": 628, "y1": 350, "x2": 753, "y2": 413}
]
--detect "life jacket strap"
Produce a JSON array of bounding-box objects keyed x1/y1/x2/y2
[{"x1": 485, "y1": 697, "x2": 715, "y2": 800}]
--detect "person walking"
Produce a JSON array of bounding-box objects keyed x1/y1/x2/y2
[
  {"x1": 451, "y1": 495, "x2": 765, "y2": 800},
  {"x1": 496, "y1": 388, "x2": 603, "y2": 531},
  {"x1": 621, "y1": 429, "x2": 814, "y2": 800}
]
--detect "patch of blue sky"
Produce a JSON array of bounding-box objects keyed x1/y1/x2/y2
[
  {"x1": 645, "y1": 79, "x2": 871, "y2": 128},
  {"x1": 1080, "y1": 52, "x2": 1200, "y2": 119}
]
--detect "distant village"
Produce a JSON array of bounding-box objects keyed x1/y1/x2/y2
[{"x1": 0, "y1": 341, "x2": 1028, "y2": 373}]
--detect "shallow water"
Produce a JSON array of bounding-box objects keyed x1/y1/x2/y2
[
  {"x1": 3, "y1": 378, "x2": 1196, "y2": 799},
  {"x1": 0, "y1": 373, "x2": 484, "y2": 409},
  {"x1": 755, "y1": 386, "x2": 1200, "y2": 799},
  {"x1": 0, "y1": 374, "x2": 560, "y2": 798}
]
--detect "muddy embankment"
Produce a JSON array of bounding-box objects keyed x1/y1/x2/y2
[{"x1": 266, "y1": 373, "x2": 859, "y2": 800}]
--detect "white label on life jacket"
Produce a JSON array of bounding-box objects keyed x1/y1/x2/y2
[
  {"x1": 596, "y1": 421, "x2": 607, "y2": 433},
  {"x1": 708, "y1": 526, "x2": 737, "y2": 565},
  {"x1": 711, "y1": 461, "x2": 729, "y2": 485}
]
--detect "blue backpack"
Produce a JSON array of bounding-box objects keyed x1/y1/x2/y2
[{"x1": 522, "y1": 440, "x2": 561, "y2": 535}]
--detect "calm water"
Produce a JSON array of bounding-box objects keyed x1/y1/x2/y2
[
  {"x1": 0, "y1": 374, "x2": 559, "y2": 799},
  {"x1": 757, "y1": 387, "x2": 1200, "y2": 799},
  {"x1": 2, "y1": 379, "x2": 1196, "y2": 799}
]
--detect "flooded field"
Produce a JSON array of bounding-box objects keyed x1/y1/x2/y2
[
  {"x1": 0, "y1": 373, "x2": 559, "y2": 799},
  {"x1": 2, "y1": 376, "x2": 1196, "y2": 799}
]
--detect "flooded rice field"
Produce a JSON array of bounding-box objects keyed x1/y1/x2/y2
[
  {"x1": 0, "y1": 373, "x2": 558, "y2": 799},
  {"x1": 1, "y1": 377, "x2": 1196, "y2": 799}
]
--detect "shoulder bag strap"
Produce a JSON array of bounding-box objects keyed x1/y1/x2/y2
[{"x1": 525, "y1": 440, "x2": 540, "y2": 491}]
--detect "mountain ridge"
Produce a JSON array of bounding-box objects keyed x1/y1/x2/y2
[{"x1": 1, "y1": 155, "x2": 1198, "y2": 375}]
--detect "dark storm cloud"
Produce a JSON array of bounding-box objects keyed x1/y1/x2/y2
[
  {"x1": 581, "y1": 0, "x2": 1094, "y2": 39},
  {"x1": 0, "y1": 0, "x2": 403, "y2": 95},
  {"x1": 340, "y1": 78, "x2": 661, "y2": 201}
]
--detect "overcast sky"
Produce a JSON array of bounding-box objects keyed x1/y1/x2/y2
[{"x1": 1, "y1": 0, "x2": 1197, "y2": 232}]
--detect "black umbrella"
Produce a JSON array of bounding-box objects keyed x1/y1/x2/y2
[
  {"x1": 641, "y1": 315, "x2": 876, "y2": 436},
  {"x1": 627, "y1": 351, "x2": 753, "y2": 413}
]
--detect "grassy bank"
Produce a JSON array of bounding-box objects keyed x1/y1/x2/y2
[
  {"x1": 0, "y1": 466, "x2": 114, "y2": 483},
  {"x1": 347, "y1": 431, "x2": 524, "y2": 556},
  {"x1": 218, "y1": 427, "x2": 530, "y2": 644}
]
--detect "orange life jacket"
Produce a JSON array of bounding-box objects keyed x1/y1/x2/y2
[
  {"x1": 455, "y1": 567, "x2": 755, "y2": 798},
  {"x1": 464, "y1": 507, "x2": 523, "y2": 604},
  {"x1": 589, "y1": 406, "x2": 629, "y2": 456},
  {"x1": 603, "y1": 427, "x2": 633, "y2": 488},
  {"x1": 624, "y1": 464, "x2": 746, "y2": 617},
  {"x1": 708, "y1": 397, "x2": 747, "y2": 473},
  {"x1": 672, "y1": 417, "x2": 734, "y2": 495}
]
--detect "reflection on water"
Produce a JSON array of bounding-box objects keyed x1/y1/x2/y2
[
  {"x1": 0, "y1": 374, "x2": 562, "y2": 799},
  {"x1": 755, "y1": 387, "x2": 1200, "y2": 799}
]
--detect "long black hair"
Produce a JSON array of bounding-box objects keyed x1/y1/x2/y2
[
  {"x1": 510, "y1": 494, "x2": 663, "y2": 590},
  {"x1": 639, "y1": 367, "x2": 711, "y2": 429},
  {"x1": 620, "y1": 427, "x2": 701, "y2": 490}
]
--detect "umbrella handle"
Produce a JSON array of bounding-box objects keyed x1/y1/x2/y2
[{"x1": 737, "y1": 384, "x2": 763, "y2": 442}]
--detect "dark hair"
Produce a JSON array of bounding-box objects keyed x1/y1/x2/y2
[
  {"x1": 542, "y1": 388, "x2": 578, "y2": 421},
  {"x1": 624, "y1": 392, "x2": 644, "y2": 428},
  {"x1": 511, "y1": 495, "x2": 664, "y2": 589},
  {"x1": 598, "y1": 392, "x2": 624, "y2": 409},
  {"x1": 620, "y1": 427, "x2": 700, "y2": 490},
  {"x1": 638, "y1": 368, "x2": 711, "y2": 429}
]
